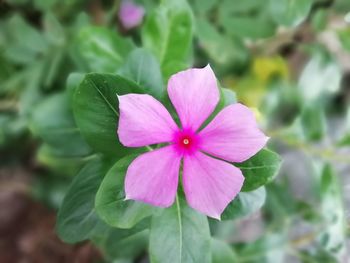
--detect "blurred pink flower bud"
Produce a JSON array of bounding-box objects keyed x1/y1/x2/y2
[{"x1": 118, "y1": 0, "x2": 145, "y2": 30}]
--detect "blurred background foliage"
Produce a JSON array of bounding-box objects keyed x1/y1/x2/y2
[{"x1": 0, "y1": 0, "x2": 349, "y2": 262}]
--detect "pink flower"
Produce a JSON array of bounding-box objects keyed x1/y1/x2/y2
[
  {"x1": 117, "y1": 65, "x2": 268, "y2": 219},
  {"x1": 118, "y1": 0, "x2": 145, "y2": 30}
]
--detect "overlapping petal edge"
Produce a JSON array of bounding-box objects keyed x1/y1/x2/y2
[{"x1": 117, "y1": 64, "x2": 269, "y2": 219}]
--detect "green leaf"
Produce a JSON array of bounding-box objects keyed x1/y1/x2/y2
[
  {"x1": 119, "y1": 48, "x2": 164, "y2": 99},
  {"x1": 195, "y1": 18, "x2": 249, "y2": 67},
  {"x1": 30, "y1": 92, "x2": 92, "y2": 157},
  {"x1": 212, "y1": 239, "x2": 237, "y2": 263},
  {"x1": 43, "y1": 12, "x2": 65, "y2": 46},
  {"x1": 269, "y1": 0, "x2": 313, "y2": 27},
  {"x1": 222, "y1": 187, "x2": 266, "y2": 220},
  {"x1": 149, "y1": 197, "x2": 211, "y2": 263},
  {"x1": 66, "y1": 72, "x2": 84, "y2": 101},
  {"x1": 37, "y1": 144, "x2": 89, "y2": 176},
  {"x1": 34, "y1": 0, "x2": 58, "y2": 11},
  {"x1": 338, "y1": 29, "x2": 350, "y2": 52},
  {"x1": 219, "y1": 0, "x2": 276, "y2": 39},
  {"x1": 96, "y1": 154, "x2": 157, "y2": 229},
  {"x1": 4, "y1": 15, "x2": 48, "y2": 64},
  {"x1": 235, "y1": 149, "x2": 281, "y2": 192},
  {"x1": 220, "y1": 16, "x2": 276, "y2": 40},
  {"x1": 300, "y1": 104, "x2": 326, "y2": 142},
  {"x1": 73, "y1": 73, "x2": 141, "y2": 156},
  {"x1": 191, "y1": 0, "x2": 216, "y2": 14},
  {"x1": 56, "y1": 158, "x2": 110, "y2": 243},
  {"x1": 201, "y1": 87, "x2": 237, "y2": 129},
  {"x1": 95, "y1": 222, "x2": 149, "y2": 261},
  {"x1": 74, "y1": 27, "x2": 134, "y2": 73},
  {"x1": 142, "y1": 0, "x2": 193, "y2": 79},
  {"x1": 318, "y1": 164, "x2": 347, "y2": 260}
]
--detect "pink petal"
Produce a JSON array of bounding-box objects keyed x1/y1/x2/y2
[
  {"x1": 118, "y1": 94, "x2": 178, "y2": 147},
  {"x1": 119, "y1": 1, "x2": 145, "y2": 30},
  {"x1": 199, "y1": 103, "x2": 269, "y2": 163},
  {"x1": 167, "y1": 65, "x2": 220, "y2": 131},
  {"x1": 125, "y1": 146, "x2": 182, "y2": 207},
  {"x1": 183, "y1": 152, "x2": 244, "y2": 219}
]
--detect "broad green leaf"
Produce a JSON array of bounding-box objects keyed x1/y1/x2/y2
[
  {"x1": 149, "y1": 197, "x2": 211, "y2": 263},
  {"x1": 219, "y1": 0, "x2": 276, "y2": 39},
  {"x1": 219, "y1": 0, "x2": 264, "y2": 13},
  {"x1": 318, "y1": 165, "x2": 347, "y2": 260},
  {"x1": 212, "y1": 239, "x2": 237, "y2": 263},
  {"x1": 142, "y1": 0, "x2": 193, "y2": 79},
  {"x1": 191, "y1": 0, "x2": 216, "y2": 14},
  {"x1": 66, "y1": 72, "x2": 84, "y2": 101},
  {"x1": 73, "y1": 73, "x2": 141, "y2": 156},
  {"x1": 220, "y1": 16, "x2": 276, "y2": 40},
  {"x1": 96, "y1": 155, "x2": 157, "y2": 229},
  {"x1": 30, "y1": 92, "x2": 92, "y2": 157},
  {"x1": 222, "y1": 187, "x2": 266, "y2": 220},
  {"x1": 119, "y1": 48, "x2": 164, "y2": 99},
  {"x1": 95, "y1": 222, "x2": 150, "y2": 261},
  {"x1": 221, "y1": 88, "x2": 237, "y2": 107},
  {"x1": 43, "y1": 13, "x2": 65, "y2": 46},
  {"x1": 74, "y1": 27, "x2": 134, "y2": 73},
  {"x1": 195, "y1": 18, "x2": 249, "y2": 67},
  {"x1": 5, "y1": 15, "x2": 48, "y2": 64},
  {"x1": 269, "y1": 0, "x2": 313, "y2": 27},
  {"x1": 37, "y1": 144, "x2": 90, "y2": 176},
  {"x1": 235, "y1": 149, "x2": 281, "y2": 192},
  {"x1": 300, "y1": 104, "x2": 326, "y2": 142},
  {"x1": 34, "y1": 0, "x2": 58, "y2": 11},
  {"x1": 56, "y1": 158, "x2": 110, "y2": 243}
]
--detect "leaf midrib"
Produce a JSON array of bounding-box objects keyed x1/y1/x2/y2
[
  {"x1": 88, "y1": 78, "x2": 119, "y2": 117},
  {"x1": 236, "y1": 164, "x2": 279, "y2": 170},
  {"x1": 175, "y1": 194, "x2": 183, "y2": 262}
]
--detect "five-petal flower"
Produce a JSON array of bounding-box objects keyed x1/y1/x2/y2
[{"x1": 117, "y1": 65, "x2": 268, "y2": 219}]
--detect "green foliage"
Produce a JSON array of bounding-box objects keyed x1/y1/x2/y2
[
  {"x1": 269, "y1": 0, "x2": 313, "y2": 27},
  {"x1": 30, "y1": 92, "x2": 92, "y2": 157},
  {"x1": 142, "y1": 0, "x2": 193, "y2": 79},
  {"x1": 222, "y1": 187, "x2": 266, "y2": 220},
  {"x1": 96, "y1": 225, "x2": 149, "y2": 261},
  {"x1": 95, "y1": 155, "x2": 157, "y2": 229},
  {"x1": 119, "y1": 48, "x2": 165, "y2": 99},
  {"x1": 2, "y1": 0, "x2": 349, "y2": 262},
  {"x1": 149, "y1": 197, "x2": 211, "y2": 263},
  {"x1": 73, "y1": 27, "x2": 134, "y2": 73},
  {"x1": 236, "y1": 149, "x2": 282, "y2": 192},
  {"x1": 211, "y1": 239, "x2": 237, "y2": 263},
  {"x1": 318, "y1": 165, "x2": 347, "y2": 260},
  {"x1": 300, "y1": 104, "x2": 326, "y2": 142},
  {"x1": 56, "y1": 157, "x2": 110, "y2": 243},
  {"x1": 73, "y1": 73, "x2": 141, "y2": 157},
  {"x1": 219, "y1": 0, "x2": 276, "y2": 40}
]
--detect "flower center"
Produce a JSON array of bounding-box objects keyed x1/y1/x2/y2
[{"x1": 173, "y1": 129, "x2": 200, "y2": 155}]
